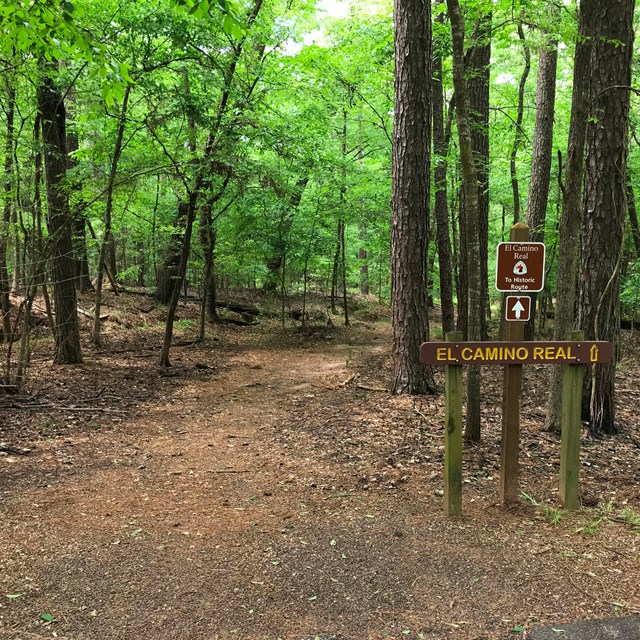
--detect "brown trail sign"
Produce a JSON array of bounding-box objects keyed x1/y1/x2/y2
[
  {"x1": 420, "y1": 340, "x2": 613, "y2": 366},
  {"x1": 422, "y1": 222, "x2": 614, "y2": 515},
  {"x1": 495, "y1": 241, "x2": 545, "y2": 292}
]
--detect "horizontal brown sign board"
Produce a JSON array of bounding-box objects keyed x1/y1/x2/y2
[{"x1": 420, "y1": 341, "x2": 613, "y2": 366}]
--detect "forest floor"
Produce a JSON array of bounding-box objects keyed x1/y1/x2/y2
[{"x1": 0, "y1": 290, "x2": 639, "y2": 640}]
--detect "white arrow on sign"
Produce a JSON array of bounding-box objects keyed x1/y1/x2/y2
[{"x1": 511, "y1": 299, "x2": 526, "y2": 320}]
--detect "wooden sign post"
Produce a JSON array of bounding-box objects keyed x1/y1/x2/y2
[
  {"x1": 444, "y1": 331, "x2": 463, "y2": 516},
  {"x1": 559, "y1": 330, "x2": 585, "y2": 509},
  {"x1": 500, "y1": 222, "x2": 530, "y2": 504}
]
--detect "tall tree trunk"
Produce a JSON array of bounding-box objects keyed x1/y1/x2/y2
[
  {"x1": 466, "y1": 13, "x2": 491, "y2": 340},
  {"x1": 199, "y1": 171, "x2": 233, "y2": 336},
  {"x1": 525, "y1": 15, "x2": 558, "y2": 340},
  {"x1": 577, "y1": 0, "x2": 635, "y2": 435},
  {"x1": 340, "y1": 218, "x2": 349, "y2": 326},
  {"x1": 38, "y1": 68, "x2": 82, "y2": 364},
  {"x1": 544, "y1": 0, "x2": 598, "y2": 432},
  {"x1": 447, "y1": 0, "x2": 483, "y2": 440},
  {"x1": 0, "y1": 81, "x2": 15, "y2": 342},
  {"x1": 93, "y1": 84, "x2": 131, "y2": 346},
  {"x1": 432, "y1": 0, "x2": 455, "y2": 335},
  {"x1": 159, "y1": 192, "x2": 198, "y2": 367},
  {"x1": 510, "y1": 20, "x2": 530, "y2": 224},
  {"x1": 330, "y1": 224, "x2": 341, "y2": 313},
  {"x1": 626, "y1": 178, "x2": 640, "y2": 257},
  {"x1": 358, "y1": 227, "x2": 369, "y2": 295},
  {"x1": 391, "y1": 0, "x2": 435, "y2": 395},
  {"x1": 340, "y1": 107, "x2": 349, "y2": 326}
]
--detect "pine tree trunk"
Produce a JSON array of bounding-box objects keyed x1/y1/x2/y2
[
  {"x1": 466, "y1": 14, "x2": 491, "y2": 340},
  {"x1": 525, "y1": 16, "x2": 558, "y2": 340},
  {"x1": 0, "y1": 81, "x2": 15, "y2": 342},
  {"x1": 38, "y1": 69, "x2": 82, "y2": 364},
  {"x1": 391, "y1": 0, "x2": 435, "y2": 395},
  {"x1": 509, "y1": 21, "x2": 530, "y2": 225},
  {"x1": 545, "y1": 0, "x2": 598, "y2": 432},
  {"x1": 626, "y1": 178, "x2": 640, "y2": 257},
  {"x1": 432, "y1": 1, "x2": 455, "y2": 335},
  {"x1": 447, "y1": 0, "x2": 483, "y2": 440},
  {"x1": 577, "y1": 0, "x2": 634, "y2": 435}
]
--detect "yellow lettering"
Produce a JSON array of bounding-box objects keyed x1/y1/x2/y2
[
  {"x1": 533, "y1": 346, "x2": 544, "y2": 360},
  {"x1": 436, "y1": 347, "x2": 447, "y2": 361},
  {"x1": 556, "y1": 347, "x2": 566, "y2": 360},
  {"x1": 461, "y1": 347, "x2": 473, "y2": 360},
  {"x1": 473, "y1": 347, "x2": 484, "y2": 361},
  {"x1": 505, "y1": 347, "x2": 516, "y2": 360},
  {"x1": 566, "y1": 347, "x2": 577, "y2": 360},
  {"x1": 486, "y1": 347, "x2": 499, "y2": 361},
  {"x1": 545, "y1": 346, "x2": 554, "y2": 360},
  {"x1": 516, "y1": 347, "x2": 528, "y2": 360}
]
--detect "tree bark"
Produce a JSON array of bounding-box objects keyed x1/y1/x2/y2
[
  {"x1": 38, "y1": 68, "x2": 82, "y2": 364},
  {"x1": 466, "y1": 13, "x2": 491, "y2": 340},
  {"x1": 391, "y1": 0, "x2": 435, "y2": 395},
  {"x1": 0, "y1": 81, "x2": 15, "y2": 342},
  {"x1": 544, "y1": 0, "x2": 597, "y2": 432},
  {"x1": 525, "y1": 15, "x2": 558, "y2": 340},
  {"x1": 447, "y1": 0, "x2": 483, "y2": 440},
  {"x1": 626, "y1": 178, "x2": 640, "y2": 257},
  {"x1": 577, "y1": 0, "x2": 635, "y2": 435},
  {"x1": 509, "y1": 21, "x2": 530, "y2": 225},
  {"x1": 432, "y1": 1, "x2": 455, "y2": 335}
]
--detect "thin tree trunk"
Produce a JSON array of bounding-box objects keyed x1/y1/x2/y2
[
  {"x1": 93, "y1": 84, "x2": 131, "y2": 346},
  {"x1": 160, "y1": 192, "x2": 198, "y2": 367},
  {"x1": 358, "y1": 225, "x2": 369, "y2": 295},
  {"x1": 510, "y1": 20, "x2": 530, "y2": 224},
  {"x1": 340, "y1": 108, "x2": 349, "y2": 326},
  {"x1": 432, "y1": 0, "x2": 455, "y2": 335},
  {"x1": 525, "y1": 15, "x2": 558, "y2": 340},
  {"x1": 544, "y1": 0, "x2": 598, "y2": 432},
  {"x1": 330, "y1": 223, "x2": 341, "y2": 313},
  {"x1": 447, "y1": 0, "x2": 483, "y2": 440},
  {"x1": 466, "y1": 13, "x2": 491, "y2": 340},
  {"x1": 341, "y1": 219, "x2": 349, "y2": 326},
  {"x1": 0, "y1": 81, "x2": 15, "y2": 342},
  {"x1": 626, "y1": 178, "x2": 640, "y2": 257}
]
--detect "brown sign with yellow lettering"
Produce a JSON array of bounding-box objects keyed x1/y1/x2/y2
[{"x1": 420, "y1": 341, "x2": 613, "y2": 366}]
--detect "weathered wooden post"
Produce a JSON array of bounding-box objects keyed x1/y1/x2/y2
[
  {"x1": 500, "y1": 222, "x2": 530, "y2": 504},
  {"x1": 559, "y1": 330, "x2": 585, "y2": 509},
  {"x1": 444, "y1": 331, "x2": 463, "y2": 516}
]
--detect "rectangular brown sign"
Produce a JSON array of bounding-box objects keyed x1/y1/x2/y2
[
  {"x1": 420, "y1": 341, "x2": 613, "y2": 366},
  {"x1": 496, "y1": 242, "x2": 546, "y2": 292}
]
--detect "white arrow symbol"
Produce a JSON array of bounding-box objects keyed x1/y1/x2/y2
[{"x1": 512, "y1": 299, "x2": 525, "y2": 319}]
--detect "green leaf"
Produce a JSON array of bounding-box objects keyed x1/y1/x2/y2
[
  {"x1": 40, "y1": 613, "x2": 58, "y2": 623},
  {"x1": 5, "y1": 593, "x2": 22, "y2": 599},
  {"x1": 512, "y1": 626, "x2": 525, "y2": 633}
]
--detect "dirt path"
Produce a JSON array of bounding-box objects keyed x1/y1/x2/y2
[{"x1": 1, "y1": 324, "x2": 639, "y2": 640}]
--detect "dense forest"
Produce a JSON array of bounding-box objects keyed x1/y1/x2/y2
[{"x1": 0, "y1": 0, "x2": 638, "y2": 436}]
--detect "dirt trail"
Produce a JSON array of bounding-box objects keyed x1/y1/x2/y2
[{"x1": 0, "y1": 325, "x2": 639, "y2": 640}]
